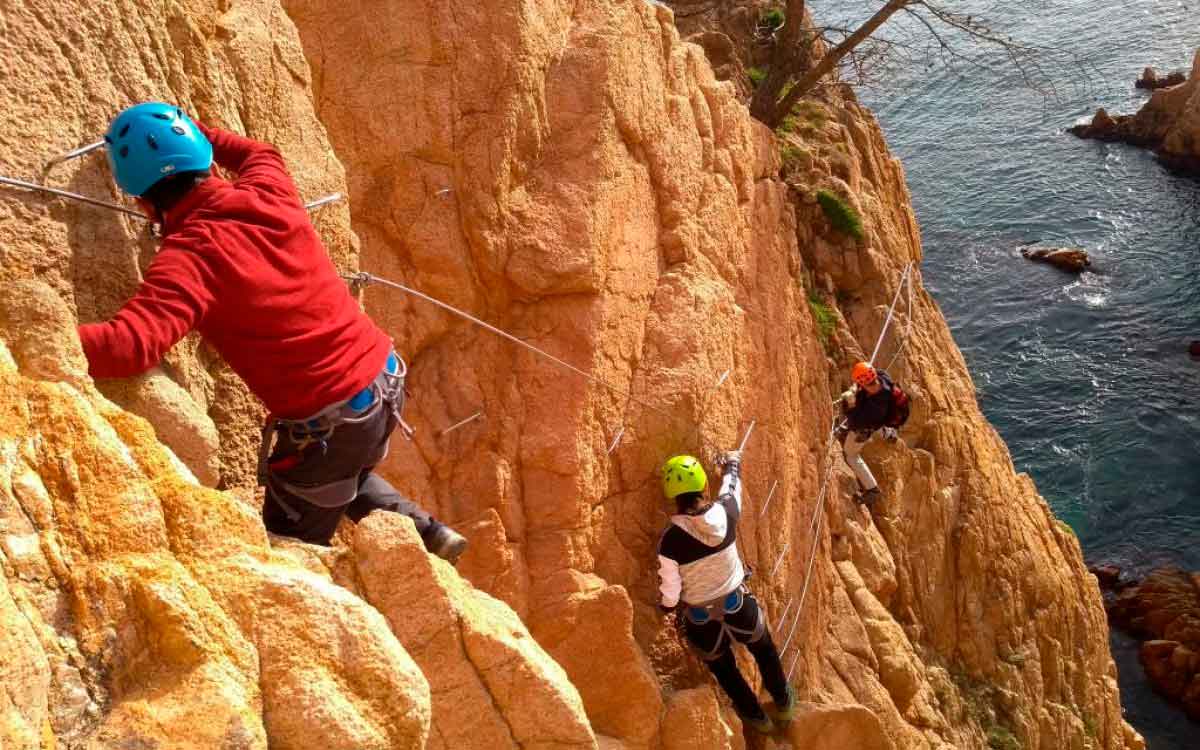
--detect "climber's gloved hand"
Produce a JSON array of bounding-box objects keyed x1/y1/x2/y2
[
  {"x1": 834, "y1": 420, "x2": 849, "y2": 442},
  {"x1": 713, "y1": 450, "x2": 741, "y2": 470},
  {"x1": 840, "y1": 388, "x2": 857, "y2": 408},
  {"x1": 882, "y1": 427, "x2": 899, "y2": 443}
]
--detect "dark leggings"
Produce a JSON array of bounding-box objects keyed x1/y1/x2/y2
[
  {"x1": 263, "y1": 470, "x2": 437, "y2": 546},
  {"x1": 684, "y1": 592, "x2": 790, "y2": 719}
]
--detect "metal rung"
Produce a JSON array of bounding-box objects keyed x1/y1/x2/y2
[
  {"x1": 46, "y1": 140, "x2": 105, "y2": 168},
  {"x1": 787, "y1": 649, "x2": 802, "y2": 681},
  {"x1": 758, "y1": 479, "x2": 780, "y2": 518},
  {"x1": 606, "y1": 426, "x2": 625, "y2": 455},
  {"x1": 770, "y1": 540, "x2": 791, "y2": 578},
  {"x1": 304, "y1": 192, "x2": 343, "y2": 210},
  {"x1": 738, "y1": 420, "x2": 756, "y2": 452},
  {"x1": 439, "y1": 410, "x2": 483, "y2": 436},
  {"x1": 775, "y1": 597, "x2": 794, "y2": 631}
]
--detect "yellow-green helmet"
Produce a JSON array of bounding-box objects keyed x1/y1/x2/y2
[{"x1": 661, "y1": 455, "x2": 707, "y2": 499}]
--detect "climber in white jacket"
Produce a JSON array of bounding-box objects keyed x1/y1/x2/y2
[{"x1": 656, "y1": 451, "x2": 795, "y2": 733}]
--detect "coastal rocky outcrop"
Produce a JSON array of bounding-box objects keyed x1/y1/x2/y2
[
  {"x1": 1021, "y1": 247, "x2": 1092, "y2": 273},
  {"x1": 1, "y1": 0, "x2": 1144, "y2": 748},
  {"x1": 1136, "y1": 67, "x2": 1186, "y2": 90},
  {"x1": 1071, "y1": 50, "x2": 1200, "y2": 174},
  {"x1": 1096, "y1": 568, "x2": 1200, "y2": 721}
]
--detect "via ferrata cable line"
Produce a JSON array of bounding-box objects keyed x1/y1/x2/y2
[
  {"x1": 870, "y1": 263, "x2": 914, "y2": 366},
  {"x1": 882, "y1": 264, "x2": 916, "y2": 372},
  {"x1": 343, "y1": 271, "x2": 673, "y2": 419},
  {"x1": 0, "y1": 173, "x2": 344, "y2": 220},
  {"x1": 779, "y1": 263, "x2": 915, "y2": 677}
]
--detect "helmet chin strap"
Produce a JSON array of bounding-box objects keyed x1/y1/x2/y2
[{"x1": 135, "y1": 197, "x2": 160, "y2": 224}]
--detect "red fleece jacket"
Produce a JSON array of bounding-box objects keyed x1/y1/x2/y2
[{"x1": 78, "y1": 124, "x2": 391, "y2": 419}]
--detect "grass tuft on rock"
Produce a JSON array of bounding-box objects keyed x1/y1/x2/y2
[
  {"x1": 780, "y1": 144, "x2": 805, "y2": 171},
  {"x1": 760, "y1": 7, "x2": 785, "y2": 31},
  {"x1": 808, "y1": 291, "x2": 836, "y2": 344},
  {"x1": 816, "y1": 189, "x2": 864, "y2": 241}
]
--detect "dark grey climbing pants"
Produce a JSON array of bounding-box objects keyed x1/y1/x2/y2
[
  {"x1": 684, "y1": 592, "x2": 790, "y2": 720},
  {"x1": 261, "y1": 368, "x2": 439, "y2": 546}
]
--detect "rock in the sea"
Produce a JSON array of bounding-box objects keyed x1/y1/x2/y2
[
  {"x1": 1091, "y1": 564, "x2": 1123, "y2": 590},
  {"x1": 1072, "y1": 50, "x2": 1200, "y2": 175},
  {"x1": 1107, "y1": 568, "x2": 1200, "y2": 720},
  {"x1": 1136, "y1": 67, "x2": 1187, "y2": 90},
  {"x1": 1021, "y1": 246, "x2": 1092, "y2": 273}
]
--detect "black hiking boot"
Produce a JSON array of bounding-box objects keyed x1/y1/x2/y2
[
  {"x1": 855, "y1": 487, "x2": 882, "y2": 508},
  {"x1": 769, "y1": 684, "x2": 797, "y2": 722},
  {"x1": 739, "y1": 709, "x2": 775, "y2": 735},
  {"x1": 426, "y1": 524, "x2": 468, "y2": 564}
]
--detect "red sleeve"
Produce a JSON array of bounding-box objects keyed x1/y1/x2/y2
[
  {"x1": 195, "y1": 122, "x2": 300, "y2": 203},
  {"x1": 77, "y1": 247, "x2": 215, "y2": 379}
]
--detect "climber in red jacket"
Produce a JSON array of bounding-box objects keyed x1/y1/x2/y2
[{"x1": 78, "y1": 102, "x2": 467, "y2": 562}]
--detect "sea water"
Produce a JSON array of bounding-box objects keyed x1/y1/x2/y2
[{"x1": 808, "y1": 1, "x2": 1200, "y2": 744}]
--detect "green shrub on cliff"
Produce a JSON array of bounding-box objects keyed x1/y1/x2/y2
[
  {"x1": 748, "y1": 67, "x2": 768, "y2": 87},
  {"x1": 986, "y1": 726, "x2": 1021, "y2": 750},
  {"x1": 816, "y1": 189, "x2": 864, "y2": 241}
]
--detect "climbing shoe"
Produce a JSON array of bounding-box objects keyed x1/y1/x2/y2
[
  {"x1": 856, "y1": 487, "x2": 882, "y2": 508},
  {"x1": 770, "y1": 684, "x2": 798, "y2": 722},
  {"x1": 739, "y1": 710, "x2": 775, "y2": 735},
  {"x1": 426, "y1": 524, "x2": 468, "y2": 564}
]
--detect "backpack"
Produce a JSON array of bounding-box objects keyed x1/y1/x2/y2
[{"x1": 887, "y1": 381, "x2": 911, "y2": 428}]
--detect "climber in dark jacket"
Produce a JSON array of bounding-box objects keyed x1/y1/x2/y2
[
  {"x1": 77, "y1": 102, "x2": 467, "y2": 561},
  {"x1": 656, "y1": 452, "x2": 796, "y2": 734},
  {"x1": 837, "y1": 361, "x2": 899, "y2": 506}
]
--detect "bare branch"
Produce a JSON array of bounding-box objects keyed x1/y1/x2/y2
[{"x1": 746, "y1": 0, "x2": 1048, "y2": 127}]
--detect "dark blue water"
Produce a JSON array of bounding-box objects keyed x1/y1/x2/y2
[{"x1": 809, "y1": 1, "x2": 1200, "y2": 745}]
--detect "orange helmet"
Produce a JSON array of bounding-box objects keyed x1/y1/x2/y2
[{"x1": 851, "y1": 361, "x2": 877, "y2": 386}]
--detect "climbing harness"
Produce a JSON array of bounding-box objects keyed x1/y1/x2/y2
[
  {"x1": 685, "y1": 584, "x2": 766, "y2": 661},
  {"x1": 257, "y1": 352, "x2": 413, "y2": 485},
  {"x1": 343, "y1": 271, "x2": 674, "y2": 419},
  {"x1": 0, "y1": 173, "x2": 343, "y2": 221}
]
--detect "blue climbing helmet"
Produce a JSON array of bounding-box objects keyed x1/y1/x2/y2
[{"x1": 104, "y1": 102, "x2": 212, "y2": 196}]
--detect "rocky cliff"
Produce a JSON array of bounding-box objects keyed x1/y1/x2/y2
[
  {"x1": 1071, "y1": 49, "x2": 1200, "y2": 175},
  {"x1": 0, "y1": 1, "x2": 1142, "y2": 749},
  {"x1": 1101, "y1": 568, "x2": 1200, "y2": 721}
]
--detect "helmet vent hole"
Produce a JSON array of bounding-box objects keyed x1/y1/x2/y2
[
  {"x1": 118, "y1": 124, "x2": 130, "y2": 138},
  {"x1": 118, "y1": 145, "x2": 129, "y2": 158},
  {"x1": 177, "y1": 108, "x2": 184, "y2": 118},
  {"x1": 103, "y1": 135, "x2": 112, "y2": 144},
  {"x1": 152, "y1": 112, "x2": 171, "y2": 120},
  {"x1": 146, "y1": 134, "x2": 158, "y2": 150},
  {"x1": 171, "y1": 125, "x2": 185, "y2": 135}
]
